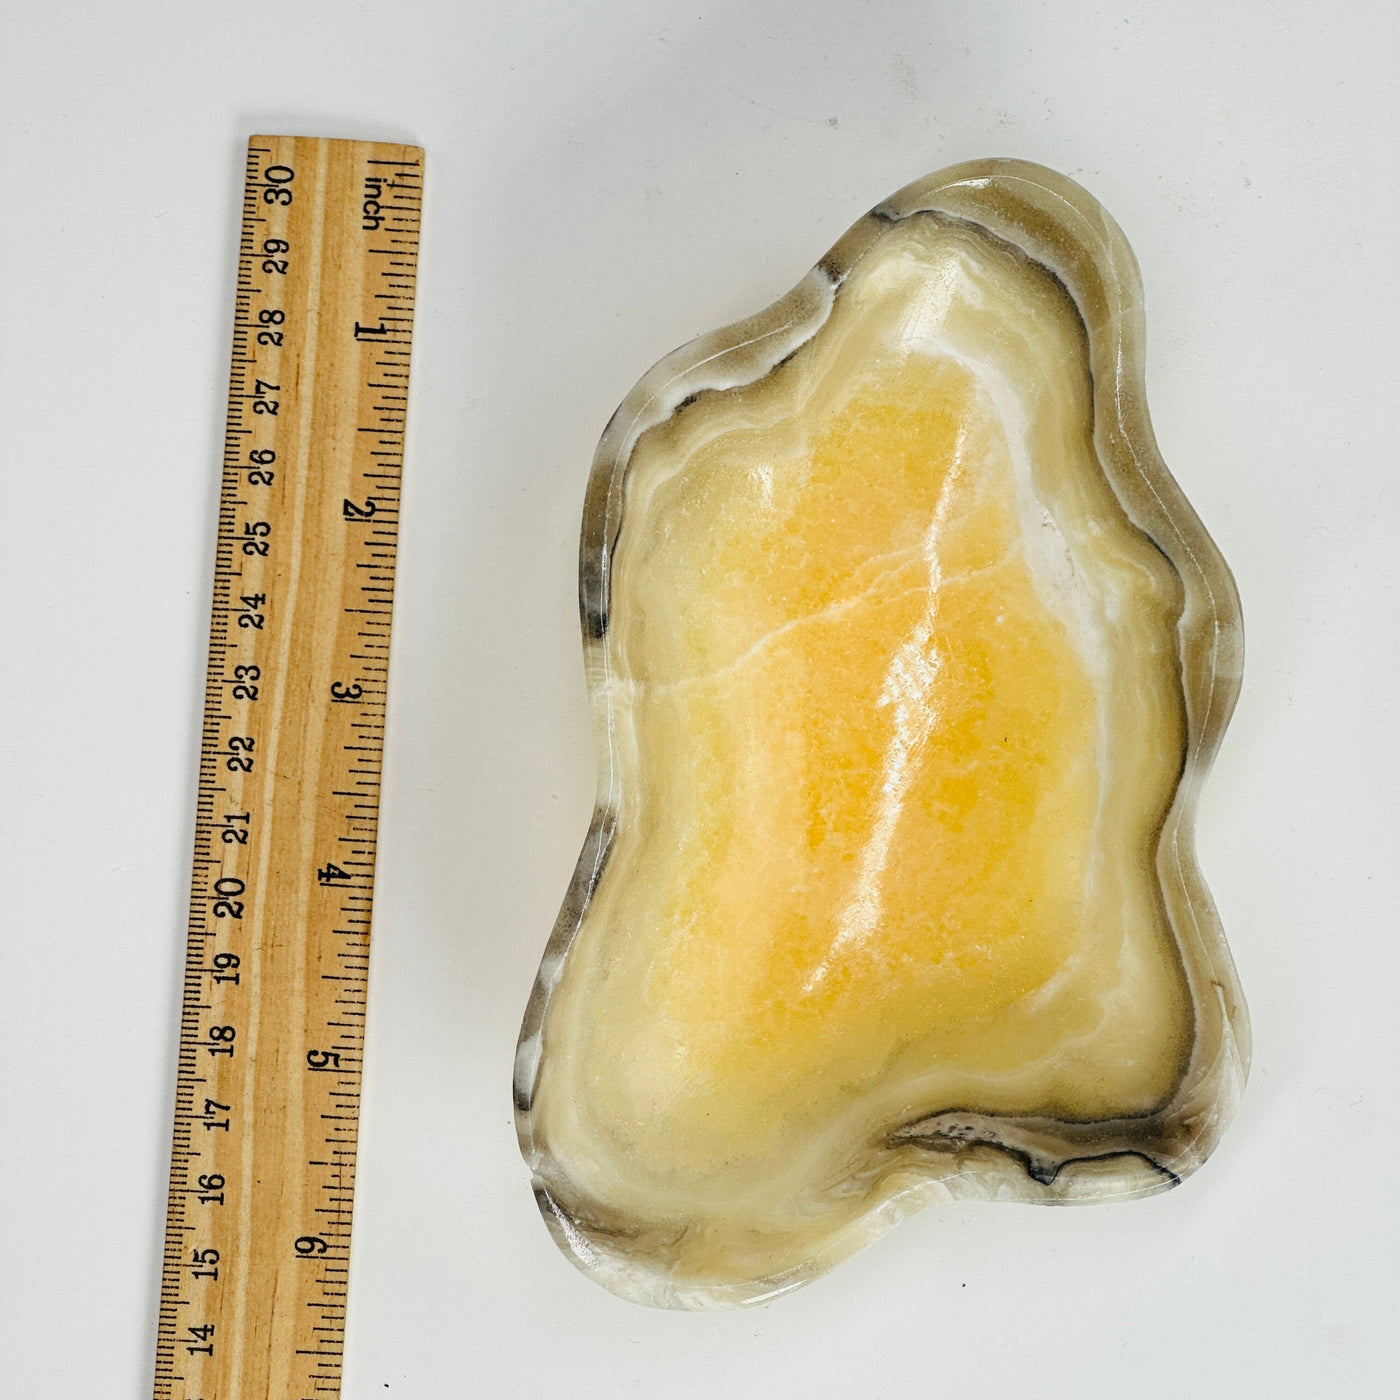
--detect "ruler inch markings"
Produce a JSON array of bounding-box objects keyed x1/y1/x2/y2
[{"x1": 152, "y1": 135, "x2": 422, "y2": 1400}]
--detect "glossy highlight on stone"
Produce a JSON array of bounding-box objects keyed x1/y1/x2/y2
[{"x1": 515, "y1": 160, "x2": 1249, "y2": 1308}]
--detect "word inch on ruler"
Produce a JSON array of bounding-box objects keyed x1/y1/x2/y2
[{"x1": 152, "y1": 135, "x2": 423, "y2": 1400}]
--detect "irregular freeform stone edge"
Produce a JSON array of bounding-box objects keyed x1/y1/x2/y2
[{"x1": 513, "y1": 159, "x2": 1250, "y2": 1308}]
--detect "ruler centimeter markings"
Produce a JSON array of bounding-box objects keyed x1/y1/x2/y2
[{"x1": 152, "y1": 135, "x2": 423, "y2": 1400}]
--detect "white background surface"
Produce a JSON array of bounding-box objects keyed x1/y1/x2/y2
[{"x1": 2, "y1": 2, "x2": 1397, "y2": 1396}]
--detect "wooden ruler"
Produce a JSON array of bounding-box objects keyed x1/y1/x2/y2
[{"x1": 152, "y1": 135, "x2": 423, "y2": 1400}]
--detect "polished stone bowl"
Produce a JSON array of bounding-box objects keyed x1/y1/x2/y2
[{"x1": 515, "y1": 159, "x2": 1249, "y2": 1309}]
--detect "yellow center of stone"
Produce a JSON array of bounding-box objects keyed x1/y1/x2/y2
[{"x1": 601, "y1": 357, "x2": 1100, "y2": 1152}]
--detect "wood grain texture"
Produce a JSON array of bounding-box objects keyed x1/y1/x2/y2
[{"x1": 152, "y1": 135, "x2": 422, "y2": 1400}]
